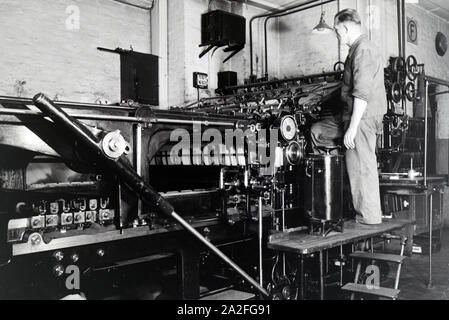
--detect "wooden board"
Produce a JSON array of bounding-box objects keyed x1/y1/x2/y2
[
  {"x1": 200, "y1": 290, "x2": 255, "y2": 301},
  {"x1": 268, "y1": 220, "x2": 413, "y2": 255},
  {"x1": 380, "y1": 175, "x2": 447, "y2": 188},
  {"x1": 341, "y1": 283, "x2": 400, "y2": 299}
]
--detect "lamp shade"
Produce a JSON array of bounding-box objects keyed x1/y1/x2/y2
[{"x1": 313, "y1": 11, "x2": 334, "y2": 34}]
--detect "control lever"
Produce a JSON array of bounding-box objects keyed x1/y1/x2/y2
[{"x1": 32, "y1": 93, "x2": 269, "y2": 298}]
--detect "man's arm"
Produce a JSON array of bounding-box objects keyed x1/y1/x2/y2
[
  {"x1": 345, "y1": 45, "x2": 377, "y2": 149},
  {"x1": 344, "y1": 97, "x2": 367, "y2": 149}
]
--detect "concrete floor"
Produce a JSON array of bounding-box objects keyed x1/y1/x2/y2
[{"x1": 398, "y1": 230, "x2": 449, "y2": 300}]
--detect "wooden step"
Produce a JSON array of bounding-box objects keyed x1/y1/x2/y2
[
  {"x1": 350, "y1": 251, "x2": 406, "y2": 264},
  {"x1": 200, "y1": 289, "x2": 255, "y2": 301},
  {"x1": 342, "y1": 283, "x2": 400, "y2": 299}
]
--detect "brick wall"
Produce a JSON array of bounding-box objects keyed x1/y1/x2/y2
[
  {"x1": 167, "y1": 0, "x2": 280, "y2": 106},
  {"x1": 0, "y1": 0, "x2": 151, "y2": 103},
  {"x1": 278, "y1": 0, "x2": 402, "y2": 77},
  {"x1": 167, "y1": 0, "x2": 185, "y2": 106}
]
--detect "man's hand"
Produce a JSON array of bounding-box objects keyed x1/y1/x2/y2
[
  {"x1": 344, "y1": 125, "x2": 358, "y2": 150},
  {"x1": 345, "y1": 97, "x2": 368, "y2": 150}
]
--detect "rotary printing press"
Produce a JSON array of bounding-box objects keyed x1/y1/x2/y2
[{"x1": 0, "y1": 71, "x2": 344, "y2": 300}]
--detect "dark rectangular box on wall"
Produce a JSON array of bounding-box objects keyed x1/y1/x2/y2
[
  {"x1": 218, "y1": 71, "x2": 237, "y2": 89},
  {"x1": 201, "y1": 10, "x2": 246, "y2": 46},
  {"x1": 193, "y1": 72, "x2": 209, "y2": 89},
  {"x1": 121, "y1": 52, "x2": 159, "y2": 106}
]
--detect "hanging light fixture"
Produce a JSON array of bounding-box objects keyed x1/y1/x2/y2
[{"x1": 312, "y1": 1, "x2": 334, "y2": 34}]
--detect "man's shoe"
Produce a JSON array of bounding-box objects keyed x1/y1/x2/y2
[{"x1": 355, "y1": 219, "x2": 383, "y2": 228}]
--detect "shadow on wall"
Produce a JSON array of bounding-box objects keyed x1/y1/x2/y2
[
  {"x1": 277, "y1": 6, "x2": 339, "y2": 77},
  {"x1": 277, "y1": 21, "x2": 291, "y2": 33}
]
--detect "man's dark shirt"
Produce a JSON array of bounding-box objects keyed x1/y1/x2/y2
[{"x1": 341, "y1": 34, "x2": 387, "y2": 121}]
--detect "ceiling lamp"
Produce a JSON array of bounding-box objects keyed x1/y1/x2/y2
[{"x1": 312, "y1": 2, "x2": 334, "y2": 35}]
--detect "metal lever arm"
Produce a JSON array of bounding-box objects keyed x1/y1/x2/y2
[{"x1": 32, "y1": 93, "x2": 268, "y2": 298}]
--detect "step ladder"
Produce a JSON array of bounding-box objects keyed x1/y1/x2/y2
[{"x1": 342, "y1": 234, "x2": 408, "y2": 300}]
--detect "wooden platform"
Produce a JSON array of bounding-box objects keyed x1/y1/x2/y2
[
  {"x1": 200, "y1": 290, "x2": 255, "y2": 300},
  {"x1": 268, "y1": 219, "x2": 413, "y2": 255},
  {"x1": 341, "y1": 283, "x2": 400, "y2": 299}
]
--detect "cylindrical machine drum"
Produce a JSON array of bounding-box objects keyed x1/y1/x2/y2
[{"x1": 310, "y1": 154, "x2": 344, "y2": 221}]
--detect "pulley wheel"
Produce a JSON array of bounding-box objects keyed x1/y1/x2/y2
[
  {"x1": 391, "y1": 82, "x2": 402, "y2": 103},
  {"x1": 406, "y1": 55, "x2": 418, "y2": 81},
  {"x1": 405, "y1": 82, "x2": 417, "y2": 102},
  {"x1": 334, "y1": 61, "x2": 345, "y2": 72},
  {"x1": 393, "y1": 56, "x2": 406, "y2": 73}
]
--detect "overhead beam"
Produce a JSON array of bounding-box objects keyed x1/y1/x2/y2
[
  {"x1": 110, "y1": 0, "x2": 155, "y2": 10},
  {"x1": 237, "y1": 0, "x2": 292, "y2": 11}
]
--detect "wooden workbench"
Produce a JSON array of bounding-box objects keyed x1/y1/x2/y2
[
  {"x1": 268, "y1": 219, "x2": 412, "y2": 255},
  {"x1": 267, "y1": 219, "x2": 413, "y2": 300}
]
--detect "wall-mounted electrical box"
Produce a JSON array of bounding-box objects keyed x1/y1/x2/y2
[
  {"x1": 193, "y1": 72, "x2": 209, "y2": 89},
  {"x1": 199, "y1": 10, "x2": 246, "y2": 63}
]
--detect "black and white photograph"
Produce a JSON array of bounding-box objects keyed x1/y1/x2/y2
[{"x1": 0, "y1": 0, "x2": 449, "y2": 305}]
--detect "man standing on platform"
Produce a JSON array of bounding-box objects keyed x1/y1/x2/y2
[{"x1": 310, "y1": 8, "x2": 387, "y2": 225}]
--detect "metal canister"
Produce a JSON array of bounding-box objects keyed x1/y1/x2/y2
[{"x1": 310, "y1": 154, "x2": 344, "y2": 221}]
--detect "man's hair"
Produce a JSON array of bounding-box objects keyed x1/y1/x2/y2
[{"x1": 334, "y1": 9, "x2": 362, "y2": 25}]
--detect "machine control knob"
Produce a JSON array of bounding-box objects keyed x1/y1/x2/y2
[
  {"x1": 71, "y1": 253, "x2": 80, "y2": 263},
  {"x1": 46, "y1": 217, "x2": 55, "y2": 225},
  {"x1": 53, "y1": 265, "x2": 65, "y2": 278},
  {"x1": 263, "y1": 191, "x2": 271, "y2": 201},
  {"x1": 272, "y1": 293, "x2": 283, "y2": 300},
  {"x1": 30, "y1": 233, "x2": 42, "y2": 246},
  {"x1": 65, "y1": 216, "x2": 73, "y2": 224},
  {"x1": 32, "y1": 219, "x2": 41, "y2": 227},
  {"x1": 97, "y1": 249, "x2": 105, "y2": 257},
  {"x1": 53, "y1": 251, "x2": 64, "y2": 261},
  {"x1": 203, "y1": 228, "x2": 211, "y2": 241},
  {"x1": 102, "y1": 131, "x2": 130, "y2": 159},
  {"x1": 282, "y1": 286, "x2": 292, "y2": 300}
]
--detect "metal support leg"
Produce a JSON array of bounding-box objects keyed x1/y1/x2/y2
[
  {"x1": 404, "y1": 223, "x2": 414, "y2": 256},
  {"x1": 351, "y1": 261, "x2": 362, "y2": 300},
  {"x1": 427, "y1": 193, "x2": 433, "y2": 289},
  {"x1": 134, "y1": 124, "x2": 143, "y2": 219},
  {"x1": 300, "y1": 255, "x2": 305, "y2": 300},
  {"x1": 394, "y1": 237, "x2": 407, "y2": 290},
  {"x1": 258, "y1": 197, "x2": 263, "y2": 288},
  {"x1": 319, "y1": 251, "x2": 325, "y2": 300},
  {"x1": 179, "y1": 240, "x2": 201, "y2": 300},
  {"x1": 440, "y1": 189, "x2": 444, "y2": 245},
  {"x1": 282, "y1": 190, "x2": 286, "y2": 277},
  {"x1": 339, "y1": 245, "x2": 344, "y2": 287},
  {"x1": 351, "y1": 244, "x2": 355, "y2": 272}
]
